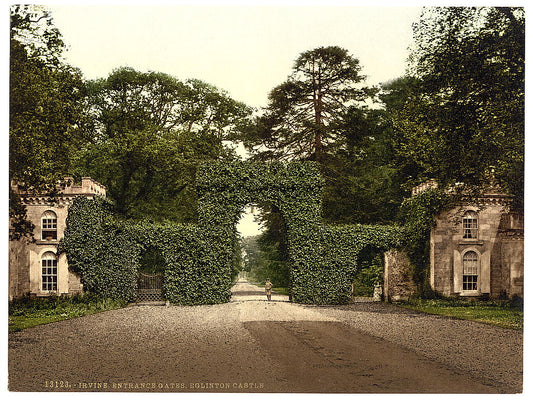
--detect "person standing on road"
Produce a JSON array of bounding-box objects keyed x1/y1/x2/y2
[{"x1": 265, "y1": 278, "x2": 273, "y2": 301}]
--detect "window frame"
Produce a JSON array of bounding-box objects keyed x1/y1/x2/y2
[
  {"x1": 462, "y1": 210, "x2": 479, "y2": 239},
  {"x1": 41, "y1": 210, "x2": 58, "y2": 241},
  {"x1": 462, "y1": 250, "x2": 479, "y2": 292},
  {"x1": 41, "y1": 251, "x2": 58, "y2": 292}
]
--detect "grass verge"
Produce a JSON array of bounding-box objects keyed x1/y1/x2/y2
[
  {"x1": 272, "y1": 287, "x2": 289, "y2": 295},
  {"x1": 397, "y1": 298, "x2": 523, "y2": 330},
  {"x1": 9, "y1": 294, "x2": 129, "y2": 333},
  {"x1": 246, "y1": 280, "x2": 289, "y2": 296}
]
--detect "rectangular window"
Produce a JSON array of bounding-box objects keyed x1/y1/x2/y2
[
  {"x1": 463, "y1": 217, "x2": 478, "y2": 239},
  {"x1": 42, "y1": 218, "x2": 57, "y2": 240},
  {"x1": 462, "y1": 251, "x2": 479, "y2": 291},
  {"x1": 462, "y1": 275, "x2": 478, "y2": 291},
  {"x1": 42, "y1": 218, "x2": 57, "y2": 229},
  {"x1": 41, "y1": 259, "x2": 58, "y2": 291}
]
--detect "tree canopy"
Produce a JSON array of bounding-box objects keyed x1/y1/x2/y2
[
  {"x1": 74, "y1": 67, "x2": 253, "y2": 220},
  {"x1": 9, "y1": 5, "x2": 88, "y2": 239},
  {"x1": 239, "y1": 8, "x2": 524, "y2": 286},
  {"x1": 244, "y1": 46, "x2": 372, "y2": 163},
  {"x1": 388, "y1": 7, "x2": 524, "y2": 205},
  {"x1": 10, "y1": 5, "x2": 524, "y2": 264}
]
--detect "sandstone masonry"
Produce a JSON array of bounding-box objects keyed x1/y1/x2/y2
[
  {"x1": 430, "y1": 184, "x2": 523, "y2": 299},
  {"x1": 9, "y1": 178, "x2": 106, "y2": 299}
]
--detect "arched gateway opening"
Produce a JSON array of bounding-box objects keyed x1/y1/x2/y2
[
  {"x1": 195, "y1": 161, "x2": 323, "y2": 303},
  {"x1": 234, "y1": 202, "x2": 290, "y2": 302}
]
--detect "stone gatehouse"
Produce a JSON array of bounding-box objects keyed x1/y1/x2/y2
[
  {"x1": 9, "y1": 178, "x2": 106, "y2": 300},
  {"x1": 429, "y1": 185, "x2": 524, "y2": 299}
]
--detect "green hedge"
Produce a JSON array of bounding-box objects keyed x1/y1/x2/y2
[
  {"x1": 61, "y1": 161, "x2": 402, "y2": 305},
  {"x1": 58, "y1": 198, "x2": 140, "y2": 301},
  {"x1": 60, "y1": 200, "x2": 236, "y2": 304},
  {"x1": 288, "y1": 224, "x2": 402, "y2": 304}
]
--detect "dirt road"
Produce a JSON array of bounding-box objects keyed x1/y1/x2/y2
[{"x1": 8, "y1": 280, "x2": 522, "y2": 393}]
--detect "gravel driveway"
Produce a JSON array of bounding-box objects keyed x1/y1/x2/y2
[{"x1": 8, "y1": 280, "x2": 522, "y2": 393}]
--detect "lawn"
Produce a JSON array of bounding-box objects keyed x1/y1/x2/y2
[
  {"x1": 9, "y1": 294, "x2": 128, "y2": 333},
  {"x1": 397, "y1": 298, "x2": 523, "y2": 330}
]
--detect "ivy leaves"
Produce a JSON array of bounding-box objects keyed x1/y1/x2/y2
[{"x1": 61, "y1": 162, "x2": 403, "y2": 305}]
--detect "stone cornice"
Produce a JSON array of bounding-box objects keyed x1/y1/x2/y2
[
  {"x1": 453, "y1": 191, "x2": 513, "y2": 207},
  {"x1": 20, "y1": 194, "x2": 99, "y2": 206}
]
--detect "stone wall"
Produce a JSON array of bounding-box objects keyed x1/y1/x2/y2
[
  {"x1": 491, "y1": 213, "x2": 524, "y2": 298},
  {"x1": 383, "y1": 249, "x2": 417, "y2": 302},
  {"x1": 9, "y1": 239, "x2": 30, "y2": 299},
  {"x1": 68, "y1": 268, "x2": 84, "y2": 294}
]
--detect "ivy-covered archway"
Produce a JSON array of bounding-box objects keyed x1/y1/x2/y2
[
  {"x1": 196, "y1": 161, "x2": 402, "y2": 304},
  {"x1": 196, "y1": 161, "x2": 323, "y2": 229},
  {"x1": 61, "y1": 161, "x2": 403, "y2": 305}
]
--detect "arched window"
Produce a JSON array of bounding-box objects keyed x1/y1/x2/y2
[
  {"x1": 462, "y1": 211, "x2": 478, "y2": 239},
  {"x1": 41, "y1": 252, "x2": 58, "y2": 291},
  {"x1": 462, "y1": 251, "x2": 479, "y2": 291},
  {"x1": 41, "y1": 210, "x2": 57, "y2": 240}
]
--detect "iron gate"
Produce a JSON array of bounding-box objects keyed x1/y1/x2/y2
[{"x1": 137, "y1": 272, "x2": 164, "y2": 302}]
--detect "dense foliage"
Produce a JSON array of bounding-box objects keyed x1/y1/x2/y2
[
  {"x1": 242, "y1": 214, "x2": 290, "y2": 288},
  {"x1": 73, "y1": 67, "x2": 253, "y2": 221},
  {"x1": 387, "y1": 7, "x2": 524, "y2": 206},
  {"x1": 398, "y1": 188, "x2": 452, "y2": 296},
  {"x1": 12, "y1": 6, "x2": 524, "y2": 303},
  {"x1": 58, "y1": 197, "x2": 140, "y2": 300},
  {"x1": 243, "y1": 46, "x2": 373, "y2": 163},
  {"x1": 241, "y1": 46, "x2": 407, "y2": 284},
  {"x1": 321, "y1": 107, "x2": 406, "y2": 224},
  {"x1": 291, "y1": 223, "x2": 402, "y2": 304},
  {"x1": 239, "y1": 7, "x2": 525, "y2": 289},
  {"x1": 61, "y1": 162, "x2": 401, "y2": 305},
  {"x1": 60, "y1": 197, "x2": 238, "y2": 304},
  {"x1": 9, "y1": 5, "x2": 89, "y2": 239},
  {"x1": 352, "y1": 253, "x2": 384, "y2": 297}
]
